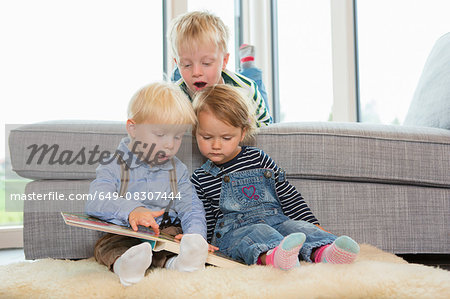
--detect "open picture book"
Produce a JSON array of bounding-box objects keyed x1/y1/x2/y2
[{"x1": 61, "y1": 212, "x2": 245, "y2": 268}]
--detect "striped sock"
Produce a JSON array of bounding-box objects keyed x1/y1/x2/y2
[
  {"x1": 266, "y1": 232, "x2": 305, "y2": 270},
  {"x1": 239, "y1": 44, "x2": 256, "y2": 69},
  {"x1": 318, "y1": 236, "x2": 360, "y2": 264}
]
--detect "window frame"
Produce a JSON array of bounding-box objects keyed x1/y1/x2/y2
[
  {"x1": 329, "y1": 0, "x2": 359, "y2": 122},
  {"x1": 246, "y1": 0, "x2": 359, "y2": 123}
]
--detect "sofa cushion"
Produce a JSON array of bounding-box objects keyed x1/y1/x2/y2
[
  {"x1": 295, "y1": 179, "x2": 449, "y2": 254},
  {"x1": 23, "y1": 177, "x2": 449, "y2": 259},
  {"x1": 404, "y1": 32, "x2": 450, "y2": 129},
  {"x1": 23, "y1": 180, "x2": 103, "y2": 260}
]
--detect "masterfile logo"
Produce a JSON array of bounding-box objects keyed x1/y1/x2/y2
[{"x1": 25, "y1": 141, "x2": 166, "y2": 169}]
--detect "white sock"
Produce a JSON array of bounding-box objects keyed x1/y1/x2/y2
[
  {"x1": 165, "y1": 234, "x2": 208, "y2": 272},
  {"x1": 113, "y1": 242, "x2": 152, "y2": 286}
]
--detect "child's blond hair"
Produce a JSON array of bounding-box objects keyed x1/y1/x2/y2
[
  {"x1": 192, "y1": 85, "x2": 257, "y2": 142},
  {"x1": 168, "y1": 11, "x2": 229, "y2": 59},
  {"x1": 128, "y1": 81, "x2": 196, "y2": 125}
]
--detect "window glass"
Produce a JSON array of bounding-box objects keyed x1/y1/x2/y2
[
  {"x1": 187, "y1": 0, "x2": 236, "y2": 72},
  {"x1": 277, "y1": 0, "x2": 333, "y2": 122},
  {"x1": 0, "y1": 0, "x2": 163, "y2": 225},
  {"x1": 357, "y1": 0, "x2": 450, "y2": 124}
]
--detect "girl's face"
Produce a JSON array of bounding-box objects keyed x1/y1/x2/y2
[{"x1": 196, "y1": 109, "x2": 246, "y2": 165}]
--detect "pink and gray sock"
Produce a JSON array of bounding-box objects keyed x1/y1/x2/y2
[
  {"x1": 314, "y1": 236, "x2": 360, "y2": 264},
  {"x1": 265, "y1": 232, "x2": 306, "y2": 270},
  {"x1": 239, "y1": 44, "x2": 256, "y2": 69}
]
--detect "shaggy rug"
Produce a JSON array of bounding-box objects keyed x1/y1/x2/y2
[{"x1": 1, "y1": 244, "x2": 449, "y2": 299}]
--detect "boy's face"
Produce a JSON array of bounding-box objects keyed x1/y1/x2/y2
[
  {"x1": 175, "y1": 42, "x2": 229, "y2": 95},
  {"x1": 127, "y1": 121, "x2": 186, "y2": 166}
]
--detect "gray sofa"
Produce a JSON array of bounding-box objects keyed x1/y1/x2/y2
[
  {"x1": 8, "y1": 120, "x2": 450, "y2": 259},
  {"x1": 8, "y1": 32, "x2": 450, "y2": 260}
]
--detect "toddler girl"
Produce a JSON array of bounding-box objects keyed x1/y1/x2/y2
[{"x1": 191, "y1": 85, "x2": 360, "y2": 270}]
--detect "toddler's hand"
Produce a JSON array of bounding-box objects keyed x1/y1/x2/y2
[
  {"x1": 315, "y1": 224, "x2": 332, "y2": 233},
  {"x1": 173, "y1": 234, "x2": 183, "y2": 243},
  {"x1": 208, "y1": 244, "x2": 219, "y2": 252},
  {"x1": 174, "y1": 234, "x2": 217, "y2": 252},
  {"x1": 128, "y1": 207, "x2": 165, "y2": 235}
]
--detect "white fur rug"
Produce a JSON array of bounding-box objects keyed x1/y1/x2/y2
[{"x1": 1, "y1": 244, "x2": 449, "y2": 299}]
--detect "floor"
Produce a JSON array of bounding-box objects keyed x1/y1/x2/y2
[
  {"x1": 0, "y1": 248, "x2": 449, "y2": 270},
  {"x1": 397, "y1": 253, "x2": 450, "y2": 271},
  {"x1": 0, "y1": 248, "x2": 28, "y2": 266}
]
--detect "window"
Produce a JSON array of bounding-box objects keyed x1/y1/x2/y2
[
  {"x1": 277, "y1": 0, "x2": 333, "y2": 122},
  {"x1": 0, "y1": 0, "x2": 163, "y2": 228},
  {"x1": 356, "y1": 0, "x2": 450, "y2": 124}
]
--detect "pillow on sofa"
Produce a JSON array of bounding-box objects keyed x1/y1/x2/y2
[{"x1": 403, "y1": 32, "x2": 450, "y2": 129}]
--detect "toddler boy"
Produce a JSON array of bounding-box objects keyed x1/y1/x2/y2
[{"x1": 86, "y1": 82, "x2": 209, "y2": 286}]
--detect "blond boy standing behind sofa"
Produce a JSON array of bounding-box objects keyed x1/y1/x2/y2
[{"x1": 168, "y1": 10, "x2": 272, "y2": 127}]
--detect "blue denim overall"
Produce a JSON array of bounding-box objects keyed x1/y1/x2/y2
[{"x1": 202, "y1": 160, "x2": 336, "y2": 265}]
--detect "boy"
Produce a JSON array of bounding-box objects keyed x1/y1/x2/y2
[
  {"x1": 86, "y1": 82, "x2": 209, "y2": 286},
  {"x1": 168, "y1": 10, "x2": 272, "y2": 127}
]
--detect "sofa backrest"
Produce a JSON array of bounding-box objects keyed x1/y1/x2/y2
[
  {"x1": 10, "y1": 120, "x2": 450, "y2": 188},
  {"x1": 404, "y1": 32, "x2": 450, "y2": 130}
]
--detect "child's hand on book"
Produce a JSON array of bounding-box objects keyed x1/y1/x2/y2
[{"x1": 128, "y1": 207, "x2": 165, "y2": 235}]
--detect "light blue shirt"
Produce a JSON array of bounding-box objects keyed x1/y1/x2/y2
[{"x1": 85, "y1": 137, "x2": 207, "y2": 239}]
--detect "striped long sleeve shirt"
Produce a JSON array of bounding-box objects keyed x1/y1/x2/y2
[{"x1": 191, "y1": 146, "x2": 319, "y2": 243}]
